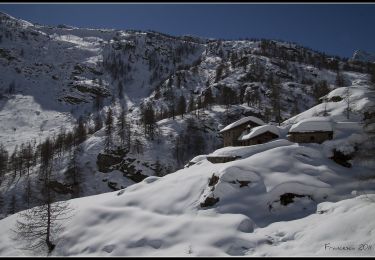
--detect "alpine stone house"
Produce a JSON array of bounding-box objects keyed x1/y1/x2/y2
[
  {"x1": 220, "y1": 116, "x2": 277, "y2": 147},
  {"x1": 238, "y1": 124, "x2": 280, "y2": 146},
  {"x1": 287, "y1": 117, "x2": 334, "y2": 144}
]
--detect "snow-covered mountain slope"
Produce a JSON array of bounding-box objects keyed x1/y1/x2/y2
[
  {"x1": 351, "y1": 50, "x2": 375, "y2": 63},
  {"x1": 1, "y1": 10, "x2": 375, "y2": 232},
  {"x1": 0, "y1": 68, "x2": 374, "y2": 255},
  {"x1": 0, "y1": 138, "x2": 374, "y2": 256},
  {"x1": 1, "y1": 10, "x2": 373, "y2": 154},
  {"x1": 0, "y1": 11, "x2": 204, "y2": 151}
]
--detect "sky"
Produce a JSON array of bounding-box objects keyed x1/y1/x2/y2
[{"x1": 1, "y1": 3, "x2": 375, "y2": 58}]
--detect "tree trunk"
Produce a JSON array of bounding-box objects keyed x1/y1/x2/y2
[
  {"x1": 46, "y1": 201, "x2": 54, "y2": 253},
  {"x1": 46, "y1": 165, "x2": 55, "y2": 253}
]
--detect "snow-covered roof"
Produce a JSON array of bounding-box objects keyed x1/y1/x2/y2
[
  {"x1": 189, "y1": 155, "x2": 207, "y2": 163},
  {"x1": 219, "y1": 116, "x2": 265, "y2": 133},
  {"x1": 289, "y1": 117, "x2": 333, "y2": 133},
  {"x1": 239, "y1": 125, "x2": 280, "y2": 141}
]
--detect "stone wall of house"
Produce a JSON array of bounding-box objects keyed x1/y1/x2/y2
[
  {"x1": 239, "y1": 131, "x2": 279, "y2": 146},
  {"x1": 206, "y1": 156, "x2": 240, "y2": 164},
  {"x1": 288, "y1": 131, "x2": 333, "y2": 144}
]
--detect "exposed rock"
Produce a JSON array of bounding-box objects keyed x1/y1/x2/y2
[
  {"x1": 200, "y1": 196, "x2": 220, "y2": 208},
  {"x1": 237, "y1": 180, "x2": 251, "y2": 188},
  {"x1": 73, "y1": 84, "x2": 110, "y2": 97},
  {"x1": 328, "y1": 96, "x2": 343, "y2": 102},
  {"x1": 208, "y1": 174, "x2": 219, "y2": 186},
  {"x1": 207, "y1": 156, "x2": 240, "y2": 164},
  {"x1": 72, "y1": 64, "x2": 84, "y2": 74},
  {"x1": 0, "y1": 48, "x2": 16, "y2": 61},
  {"x1": 88, "y1": 67, "x2": 103, "y2": 75},
  {"x1": 330, "y1": 149, "x2": 354, "y2": 168},
  {"x1": 62, "y1": 96, "x2": 86, "y2": 104},
  {"x1": 125, "y1": 172, "x2": 148, "y2": 183},
  {"x1": 48, "y1": 180, "x2": 73, "y2": 195},
  {"x1": 279, "y1": 193, "x2": 313, "y2": 206},
  {"x1": 108, "y1": 181, "x2": 119, "y2": 191},
  {"x1": 97, "y1": 153, "x2": 123, "y2": 173}
]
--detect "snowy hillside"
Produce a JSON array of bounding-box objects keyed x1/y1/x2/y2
[
  {"x1": 1, "y1": 60, "x2": 375, "y2": 255},
  {"x1": 0, "y1": 11, "x2": 204, "y2": 152},
  {"x1": 0, "y1": 136, "x2": 374, "y2": 255}
]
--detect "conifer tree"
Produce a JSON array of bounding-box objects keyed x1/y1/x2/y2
[
  {"x1": 203, "y1": 88, "x2": 214, "y2": 109},
  {"x1": 371, "y1": 67, "x2": 375, "y2": 85},
  {"x1": 141, "y1": 104, "x2": 156, "y2": 139},
  {"x1": 116, "y1": 108, "x2": 130, "y2": 149},
  {"x1": 118, "y1": 82, "x2": 124, "y2": 99},
  {"x1": 0, "y1": 143, "x2": 8, "y2": 180},
  {"x1": 13, "y1": 137, "x2": 73, "y2": 254},
  {"x1": 94, "y1": 114, "x2": 103, "y2": 132},
  {"x1": 74, "y1": 117, "x2": 87, "y2": 145},
  {"x1": 335, "y1": 70, "x2": 345, "y2": 87},
  {"x1": 177, "y1": 95, "x2": 187, "y2": 118},
  {"x1": 8, "y1": 194, "x2": 17, "y2": 216},
  {"x1": 104, "y1": 108, "x2": 114, "y2": 152},
  {"x1": 65, "y1": 147, "x2": 83, "y2": 198},
  {"x1": 188, "y1": 95, "x2": 195, "y2": 113}
]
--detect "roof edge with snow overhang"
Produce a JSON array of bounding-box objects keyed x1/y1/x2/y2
[
  {"x1": 219, "y1": 116, "x2": 265, "y2": 133},
  {"x1": 239, "y1": 124, "x2": 280, "y2": 141}
]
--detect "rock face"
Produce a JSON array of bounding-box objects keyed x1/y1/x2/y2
[
  {"x1": 96, "y1": 151, "x2": 148, "y2": 183},
  {"x1": 200, "y1": 196, "x2": 220, "y2": 208},
  {"x1": 330, "y1": 149, "x2": 354, "y2": 168},
  {"x1": 96, "y1": 153, "x2": 124, "y2": 173},
  {"x1": 351, "y1": 50, "x2": 375, "y2": 63}
]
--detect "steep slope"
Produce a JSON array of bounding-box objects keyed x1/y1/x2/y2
[{"x1": 0, "y1": 11, "x2": 204, "y2": 151}]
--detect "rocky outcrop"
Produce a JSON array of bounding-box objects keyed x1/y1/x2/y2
[
  {"x1": 200, "y1": 196, "x2": 219, "y2": 208},
  {"x1": 330, "y1": 149, "x2": 354, "y2": 168},
  {"x1": 96, "y1": 150, "x2": 148, "y2": 183},
  {"x1": 72, "y1": 84, "x2": 110, "y2": 97},
  {"x1": 48, "y1": 180, "x2": 74, "y2": 195},
  {"x1": 97, "y1": 153, "x2": 124, "y2": 173}
]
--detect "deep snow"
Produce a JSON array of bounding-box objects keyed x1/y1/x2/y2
[
  {"x1": 0, "y1": 140, "x2": 374, "y2": 256},
  {"x1": 0, "y1": 11, "x2": 374, "y2": 257}
]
